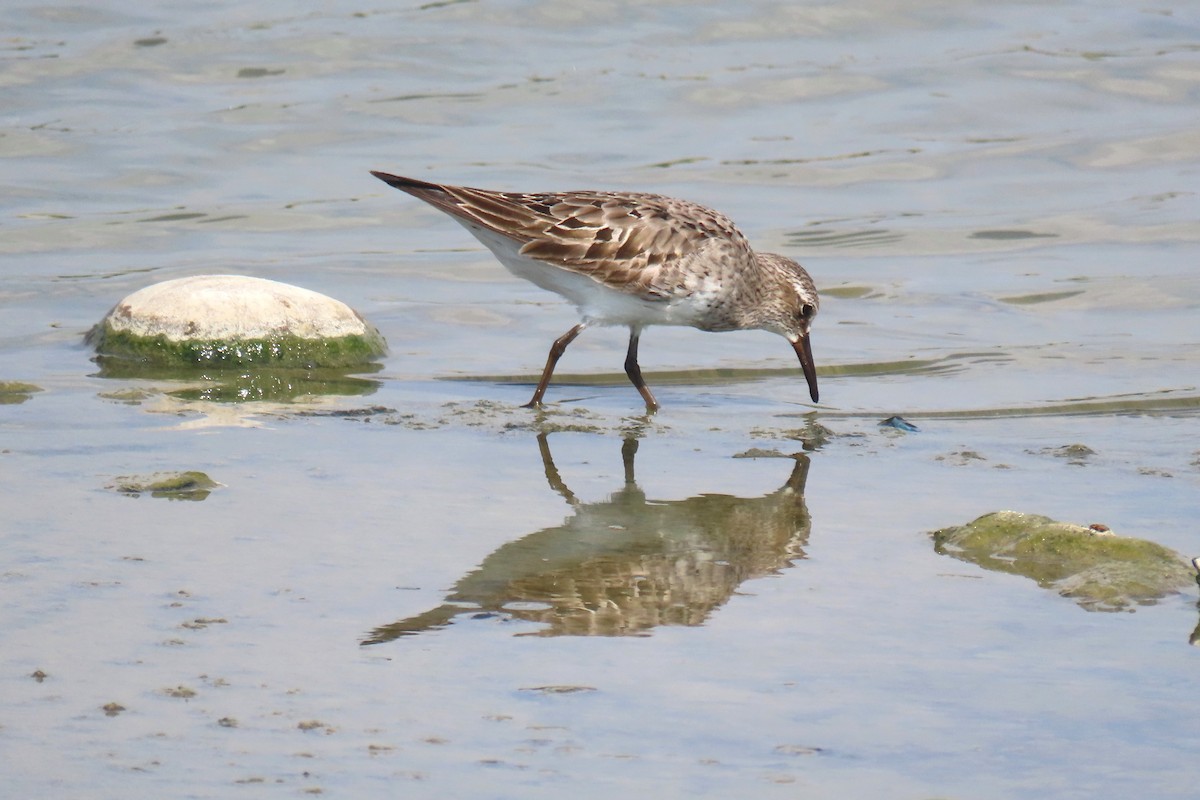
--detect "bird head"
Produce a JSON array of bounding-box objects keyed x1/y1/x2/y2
[{"x1": 755, "y1": 253, "x2": 820, "y2": 404}]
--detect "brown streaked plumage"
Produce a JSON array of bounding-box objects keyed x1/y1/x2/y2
[{"x1": 370, "y1": 171, "x2": 820, "y2": 410}]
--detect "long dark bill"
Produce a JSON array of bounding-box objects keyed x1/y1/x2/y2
[{"x1": 792, "y1": 335, "x2": 819, "y2": 403}]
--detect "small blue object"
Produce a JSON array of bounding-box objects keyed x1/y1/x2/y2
[{"x1": 880, "y1": 416, "x2": 919, "y2": 432}]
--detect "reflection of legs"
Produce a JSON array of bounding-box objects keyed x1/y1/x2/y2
[
  {"x1": 620, "y1": 437, "x2": 639, "y2": 486},
  {"x1": 784, "y1": 453, "x2": 812, "y2": 495},
  {"x1": 525, "y1": 322, "x2": 586, "y2": 408},
  {"x1": 624, "y1": 327, "x2": 659, "y2": 412},
  {"x1": 536, "y1": 432, "x2": 578, "y2": 507}
]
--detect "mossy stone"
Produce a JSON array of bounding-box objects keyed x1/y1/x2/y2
[
  {"x1": 110, "y1": 471, "x2": 220, "y2": 500},
  {"x1": 88, "y1": 275, "x2": 387, "y2": 369},
  {"x1": 0, "y1": 381, "x2": 43, "y2": 405},
  {"x1": 932, "y1": 511, "x2": 1194, "y2": 611}
]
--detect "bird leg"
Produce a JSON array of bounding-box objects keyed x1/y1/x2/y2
[
  {"x1": 624, "y1": 327, "x2": 659, "y2": 412},
  {"x1": 524, "y1": 322, "x2": 586, "y2": 408}
]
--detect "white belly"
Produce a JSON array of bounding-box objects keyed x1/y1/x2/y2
[{"x1": 462, "y1": 222, "x2": 713, "y2": 329}]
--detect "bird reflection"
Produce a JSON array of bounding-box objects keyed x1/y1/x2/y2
[{"x1": 364, "y1": 435, "x2": 812, "y2": 642}]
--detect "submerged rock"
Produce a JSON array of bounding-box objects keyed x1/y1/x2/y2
[
  {"x1": 88, "y1": 275, "x2": 387, "y2": 369},
  {"x1": 109, "y1": 471, "x2": 220, "y2": 501},
  {"x1": 932, "y1": 511, "x2": 1194, "y2": 611},
  {"x1": 0, "y1": 381, "x2": 43, "y2": 405}
]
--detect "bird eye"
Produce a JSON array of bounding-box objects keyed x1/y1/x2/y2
[{"x1": 800, "y1": 303, "x2": 815, "y2": 320}]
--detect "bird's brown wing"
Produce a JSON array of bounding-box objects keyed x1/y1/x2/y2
[{"x1": 371, "y1": 172, "x2": 753, "y2": 300}]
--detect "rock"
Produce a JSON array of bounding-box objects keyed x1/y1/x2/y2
[
  {"x1": 87, "y1": 275, "x2": 386, "y2": 369},
  {"x1": 0, "y1": 381, "x2": 42, "y2": 405},
  {"x1": 932, "y1": 511, "x2": 1194, "y2": 611},
  {"x1": 109, "y1": 471, "x2": 220, "y2": 501}
]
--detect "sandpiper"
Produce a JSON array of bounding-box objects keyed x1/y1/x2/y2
[{"x1": 371, "y1": 171, "x2": 820, "y2": 411}]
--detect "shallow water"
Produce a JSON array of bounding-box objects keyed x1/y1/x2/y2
[{"x1": 3, "y1": 1, "x2": 1199, "y2": 797}]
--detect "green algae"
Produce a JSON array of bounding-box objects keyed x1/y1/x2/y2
[
  {"x1": 820, "y1": 285, "x2": 875, "y2": 299},
  {"x1": 998, "y1": 290, "x2": 1085, "y2": 305},
  {"x1": 87, "y1": 324, "x2": 387, "y2": 369},
  {"x1": 110, "y1": 471, "x2": 221, "y2": 501},
  {"x1": 0, "y1": 381, "x2": 43, "y2": 404},
  {"x1": 91, "y1": 355, "x2": 383, "y2": 403},
  {"x1": 165, "y1": 367, "x2": 381, "y2": 403},
  {"x1": 932, "y1": 511, "x2": 1194, "y2": 611}
]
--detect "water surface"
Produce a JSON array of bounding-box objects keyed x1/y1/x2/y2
[{"x1": 3, "y1": 1, "x2": 1198, "y2": 797}]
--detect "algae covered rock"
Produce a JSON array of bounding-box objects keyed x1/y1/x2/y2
[
  {"x1": 0, "y1": 381, "x2": 43, "y2": 405},
  {"x1": 88, "y1": 275, "x2": 387, "y2": 369},
  {"x1": 109, "y1": 471, "x2": 220, "y2": 501},
  {"x1": 932, "y1": 511, "x2": 1194, "y2": 611}
]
